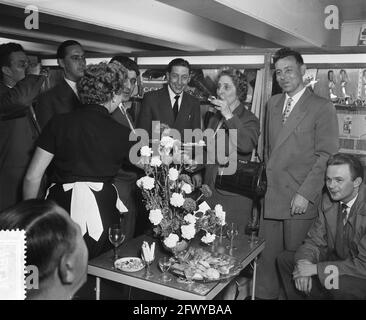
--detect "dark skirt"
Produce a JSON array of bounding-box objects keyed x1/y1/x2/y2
[{"x1": 47, "y1": 183, "x2": 121, "y2": 259}]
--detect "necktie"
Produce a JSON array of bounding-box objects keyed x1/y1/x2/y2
[
  {"x1": 341, "y1": 203, "x2": 348, "y2": 225},
  {"x1": 173, "y1": 95, "x2": 180, "y2": 120},
  {"x1": 282, "y1": 97, "x2": 293, "y2": 123}
]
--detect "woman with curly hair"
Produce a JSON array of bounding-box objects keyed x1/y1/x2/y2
[
  {"x1": 204, "y1": 68, "x2": 260, "y2": 233},
  {"x1": 23, "y1": 61, "x2": 132, "y2": 258}
]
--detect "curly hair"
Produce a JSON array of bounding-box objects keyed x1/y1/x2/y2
[
  {"x1": 218, "y1": 68, "x2": 248, "y2": 103},
  {"x1": 77, "y1": 61, "x2": 128, "y2": 105}
]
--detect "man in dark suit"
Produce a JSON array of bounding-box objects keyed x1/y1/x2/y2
[
  {"x1": 0, "y1": 42, "x2": 45, "y2": 211},
  {"x1": 137, "y1": 58, "x2": 201, "y2": 140},
  {"x1": 256, "y1": 48, "x2": 339, "y2": 299},
  {"x1": 35, "y1": 40, "x2": 85, "y2": 128},
  {"x1": 277, "y1": 153, "x2": 366, "y2": 300},
  {"x1": 109, "y1": 56, "x2": 140, "y2": 240}
]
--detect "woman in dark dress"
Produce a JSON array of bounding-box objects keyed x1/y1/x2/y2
[
  {"x1": 204, "y1": 68, "x2": 260, "y2": 234},
  {"x1": 23, "y1": 61, "x2": 133, "y2": 259}
]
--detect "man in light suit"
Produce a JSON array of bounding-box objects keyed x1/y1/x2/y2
[
  {"x1": 35, "y1": 40, "x2": 85, "y2": 128},
  {"x1": 136, "y1": 58, "x2": 201, "y2": 140},
  {"x1": 256, "y1": 48, "x2": 339, "y2": 299}
]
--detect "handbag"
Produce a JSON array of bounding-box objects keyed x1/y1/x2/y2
[{"x1": 215, "y1": 149, "x2": 267, "y2": 199}]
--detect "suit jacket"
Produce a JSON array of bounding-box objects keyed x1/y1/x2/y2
[
  {"x1": 295, "y1": 184, "x2": 366, "y2": 283},
  {"x1": 136, "y1": 85, "x2": 201, "y2": 140},
  {"x1": 264, "y1": 88, "x2": 339, "y2": 220},
  {"x1": 35, "y1": 79, "x2": 80, "y2": 128},
  {"x1": 0, "y1": 76, "x2": 45, "y2": 210}
]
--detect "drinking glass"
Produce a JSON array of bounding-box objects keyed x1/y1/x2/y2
[
  {"x1": 158, "y1": 257, "x2": 172, "y2": 282},
  {"x1": 226, "y1": 223, "x2": 239, "y2": 253},
  {"x1": 141, "y1": 250, "x2": 155, "y2": 279},
  {"x1": 108, "y1": 224, "x2": 125, "y2": 263}
]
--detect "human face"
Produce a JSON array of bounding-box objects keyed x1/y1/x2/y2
[
  {"x1": 121, "y1": 69, "x2": 137, "y2": 102},
  {"x1": 3, "y1": 51, "x2": 28, "y2": 84},
  {"x1": 275, "y1": 56, "x2": 305, "y2": 96},
  {"x1": 59, "y1": 45, "x2": 86, "y2": 82},
  {"x1": 326, "y1": 164, "x2": 360, "y2": 203},
  {"x1": 166, "y1": 65, "x2": 190, "y2": 95},
  {"x1": 217, "y1": 75, "x2": 238, "y2": 105}
]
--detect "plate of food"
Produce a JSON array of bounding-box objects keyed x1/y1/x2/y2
[
  {"x1": 169, "y1": 247, "x2": 242, "y2": 282},
  {"x1": 114, "y1": 257, "x2": 145, "y2": 272}
]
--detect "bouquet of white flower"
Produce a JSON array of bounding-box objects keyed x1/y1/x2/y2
[{"x1": 136, "y1": 134, "x2": 225, "y2": 250}]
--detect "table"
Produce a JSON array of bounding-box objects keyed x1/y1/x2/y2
[{"x1": 88, "y1": 234, "x2": 265, "y2": 300}]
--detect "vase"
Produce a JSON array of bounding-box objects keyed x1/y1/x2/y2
[{"x1": 162, "y1": 239, "x2": 190, "y2": 257}]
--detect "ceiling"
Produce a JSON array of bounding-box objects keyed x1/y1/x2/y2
[{"x1": 0, "y1": 0, "x2": 365, "y2": 58}]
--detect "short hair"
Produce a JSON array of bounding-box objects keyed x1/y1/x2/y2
[
  {"x1": 167, "y1": 58, "x2": 191, "y2": 73},
  {"x1": 217, "y1": 68, "x2": 248, "y2": 103},
  {"x1": 0, "y1": 199, "x2": 77, "y2": 281},
  {"x1": 110, "y1": 56, "x2": 139, "y2": 76},
  {"x1": 327, "y1": 153, "x2": 364, "y2": 181},
  {"x1": 0, "y1": 42, "x2": 25, "y2": 77},
  {"x1": 77, "y1": 61, "x2": 128, "y2": 105},
  {"x1": 57, "y1": 40, "x2": 82, "y2": 59},
  {"x1": 273, "y1": 47, "x2": 304, "y2": 65}
]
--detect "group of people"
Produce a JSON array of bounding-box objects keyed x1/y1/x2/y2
[{"x1": 0, "y1": 40, "x2": 365, "y2": 300}]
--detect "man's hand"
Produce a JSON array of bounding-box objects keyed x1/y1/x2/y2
[
  {"x1": 294, "y1": 276, "x2": 312, "y2": 295},
  {"x1": 293, "y1": 260, "x2": 317, "y2": 278},
  {"x1": 192, "y1": 173, "x2": 202, "y2": 188},
  {"x1": 291, "y1": 193, "x2": 309, "y2": 216}
]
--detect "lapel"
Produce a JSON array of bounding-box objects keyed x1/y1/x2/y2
[
  {"x1": 160, "y1": 85, "x2": 175, "y2": 126},
  {"x1": 60, "y1": 80, "x2": 79, "y2": 105},
  {"x1": 323, "y1": 200, "x2": 339, "y2": 247},
  {"x1": 347, "y1": 185, "x2": 366, "y2": 229},
  {"x1": 271, "y1": 89, "x2": 312, "y2": 155},
  {"x1": 174, "y1": 91, "x2": 192, "y2": 127}
]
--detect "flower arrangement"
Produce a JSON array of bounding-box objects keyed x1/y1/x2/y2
[{"x1": 136, "y1": 134, "x2": 226, "y2": 250}]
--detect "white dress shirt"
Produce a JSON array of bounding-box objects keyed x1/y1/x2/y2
[
  {"x1": 283, "y1": 87, "x2": 307, "y2": 114},
  {"x1": 340, "y1": 194, "x2": 358, "y2": 224},
  {"x1": 167, "y1": 85, "x2": 182, "y2": 111}
]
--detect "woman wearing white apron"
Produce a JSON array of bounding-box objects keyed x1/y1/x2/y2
[{"x1": 24, "y1": 61, "x2": 133, "y2": 259}]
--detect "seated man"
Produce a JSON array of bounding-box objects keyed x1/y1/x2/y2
[
  {"x1": 277, "y1": 153, "x2": 366, "y2": 300},
  {"x1": 0, "y1": 199, "x2": 88, "y2": 300}
]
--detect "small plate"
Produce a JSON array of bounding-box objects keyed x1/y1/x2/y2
[{"x1": 114, "y1": 257, "x2": 144, "y2": 272}]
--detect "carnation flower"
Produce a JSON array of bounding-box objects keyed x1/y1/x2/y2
[
  {"x1": 160, "y1": 153, "x2": 173, "y2": 165},
  {"x1": 201, "y1": 232, "x2": 216, "y2": 244},
  {"x1": 200, "y1": 184, "x2": 212, "y2": 198},
  {"x1": 181, "y1": 183, "x2": 192, "y2": 194},
  {"x1": 181, "y1": 223, "x2": 196, "y2": 240},
  {"x1": 160, "y1": 136, "x2": 175, "y2": 149},
  {"x1": 139, "y1": 176, "x2": 155, "y2": 190},
  {"x1": 179, "y1": 174, "x2": 192, "y2": 184},
  {"x1": 149, "y1": 209, "x2": 163, "y2": 225},
  {"x1": 168, "y1": 168, "x2": 179, "y2": 181},
  {"x1": 163, "y1": 233, "x2": 179, "y2": 248},
  {"x1": 140, "y1": 146, "x2": 152, "y2": 157},
  {"x1": 170, "y1": 193, "x2": 185, "y2": 207},
  {"x1": 150, "y1": 156, "x2": 162, "y2": 167},
  {"x1": 184, "y1": 213, "x2": 197, "y2": 224},
  {"x1": 182, "y1": 198, "x2": 196, "y2": 212}
]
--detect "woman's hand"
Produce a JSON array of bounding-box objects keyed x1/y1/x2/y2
[{"x1": 209, "y1": 97, "x2": 234, "y2": 120}]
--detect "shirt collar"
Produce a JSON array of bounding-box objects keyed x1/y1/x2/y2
[
  {"x1": 285, "y1": 87, "x2": 306, "y2": 105},
  {"x1": 341, "y1": 194, "x2": 358, "y2": 210},
  {"x1": 64, "y1": 78, "x2": 78, "y2": 97},
  {"x1": 167, "y1": 85, "x2": 182, "y2": 107}
]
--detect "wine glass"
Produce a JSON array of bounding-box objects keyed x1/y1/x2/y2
[
  {"x1": 184, "y1": 267, "x2": 195, "y2": 288},
  {"x1": 141, "y1": 250, "x2": 155, "y2": 279},
  {"x1": 108, "y1": 224, "x2": 125, "y2": 263},
  {"x1": 226, "y1": 223, "x2": 239, "y2": 254},
  {"x1": 158, "y1": 257, "x2": 172, "y2": 282}
]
